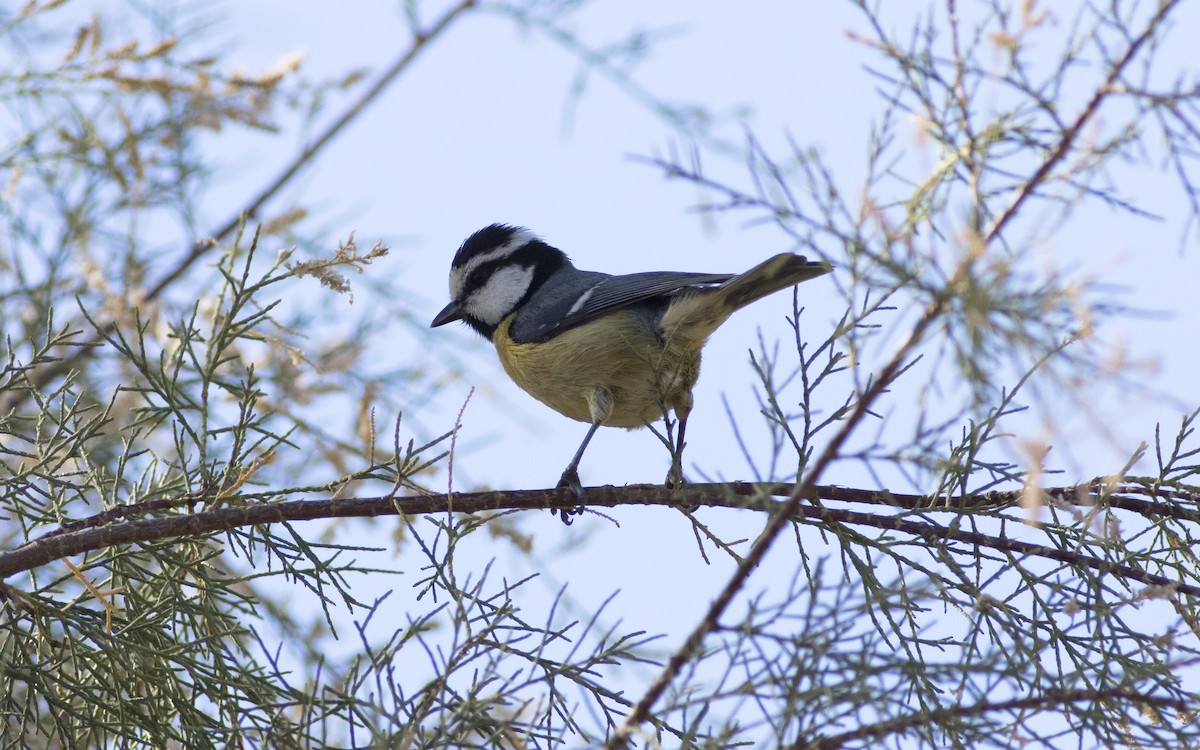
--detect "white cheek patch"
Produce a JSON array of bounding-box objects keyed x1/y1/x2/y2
[
  {"x1": 463, "y1": 265, "x2": 535, "y2": 326},
  {"x1": 449, "y1": 228, "x2": 538, "y2": 301}
]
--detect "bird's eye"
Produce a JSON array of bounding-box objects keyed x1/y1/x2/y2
[{"x1": 468, "y1": 269, "x2": 488, "y2": 287}]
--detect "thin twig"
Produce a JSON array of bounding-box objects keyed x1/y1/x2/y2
[
  {"x1": 982, "y1": 0, "x2": 1181, "y2": 244},
  {"x1": 799, "y1": 687, "x2": 1196, "y2": 750},
  {"x1": 145, "y1": 0, "x2": 479, "y2": 302},
  {"x1": 0, "y1": 0, "x2": 479, "y2": 413},
  {"x1": 605, "y1": 290, "x2": 954, "y2": 749}
]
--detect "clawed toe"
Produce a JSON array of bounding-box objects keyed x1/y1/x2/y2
[
  {"x1": 665, "y1": 462, "x2": 687, "y2": 490},
  {"x1": 553, "y1": 468, "x2": 586, "y2": 524},
  {"x1": 666, "y1": 465, "x2": 695, "y2": 512}
]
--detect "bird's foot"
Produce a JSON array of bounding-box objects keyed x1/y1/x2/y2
[
  {"x1": 553, "y1": 467, "x2": 586, "y2": 525},
  {"x1": 665, "y1": 457, "x2": 687, "y2": 490},
  {"x1": 666, "y1": 464, "x2": 696, "y2": 512}
]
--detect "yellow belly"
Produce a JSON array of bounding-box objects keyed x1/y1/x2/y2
[{"x1": 492, "y1": 311, "x2": 702, "y2": 428}]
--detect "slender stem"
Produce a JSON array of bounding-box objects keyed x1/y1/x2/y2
[
  {"x1": 982, "y1": 0, "x2": 1180, "y2": 244},
  {"x1": 799, "y1": 687, "x2": 1195, "y2": 750},
  {"x1": 0, "y1": 0, "x2": 479, "y2": 413},
  {"x1": 607, "y1": 4, "x2": 1186, "y2": 742},
  {"x1": 605, "y1": 296, "x2": 943, "y2": 748},
  {"x1": 145, "y1": 0, "x2": 479, "y2": 303}
]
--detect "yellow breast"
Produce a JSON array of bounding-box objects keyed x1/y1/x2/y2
[{"x1": 492, "y1": 311, "x2": 703, "y2": 429}]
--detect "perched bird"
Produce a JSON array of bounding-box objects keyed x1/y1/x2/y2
[{"x1": 431, "y1": 224, "x2": 831, "y2": 521}]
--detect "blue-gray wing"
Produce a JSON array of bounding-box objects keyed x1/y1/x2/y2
[{"x1": 510, "y1": 270, "x2": 733, "y2": 344}]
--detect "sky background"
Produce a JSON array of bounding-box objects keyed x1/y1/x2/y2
[
  {"x1": 209, "y1": 0, "x2": 1200, "y2": 487},
  {"x1": 114, "y1": 0, "x2": 1200, "y2": 729},
  {"x1": 212, "y1": 2, "x2": 869, "y2": 490}
]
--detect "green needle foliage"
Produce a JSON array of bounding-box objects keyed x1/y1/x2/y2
[{"x1": 2, "y1": 1, "x2": 1199, "y2": 749}]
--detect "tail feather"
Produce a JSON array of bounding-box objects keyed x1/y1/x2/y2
[
  {"x1": 659, "y1": 253, "x2": 831, "y2": 347},
  {"x1": 718, "y1": 253, "x2": 832, "y2": 312}
]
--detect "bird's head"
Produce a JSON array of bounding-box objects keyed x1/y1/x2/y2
[{"x1": 431, "y1": 224, "x2": 568, "y2": 339}]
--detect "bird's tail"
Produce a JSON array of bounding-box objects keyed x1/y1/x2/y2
[
  {"x1": 717, "y1": 253, "x2": 832, "y2": 312},
  {"x1": 659, "y1": 253, "x2": 831, "y2": 345}
]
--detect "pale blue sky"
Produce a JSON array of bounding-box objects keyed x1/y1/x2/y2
[
  {"x1": 196, "y1": 1, "x2": 1199, "y2": 731},
  {"x1": 215, "y1": 1, "x2": 1200, "y2": 492},
  {"x1": 2, "y1": 1, "x2": 1195, "y2": 742}
]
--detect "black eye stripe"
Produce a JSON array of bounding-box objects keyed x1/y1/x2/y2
[
  {"x1": 458, "y1": 241, "x2": 566, "y2": 293},
  {"x1": 461, "y1": 256, "x2": 517, "y2": 291}
]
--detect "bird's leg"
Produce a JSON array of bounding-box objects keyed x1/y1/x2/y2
[
  {"x1": 553, "y1": 388, "x2": 612, "y2": 524},
  {"x1": 661, "y1": 389, "x2": 692, "y2": 489},
  {"x1": 666, "y1": 410, "x2": 688, "y2": 489},
  {"x1": 554, "y1": 421, "x2": 599, "y2": 524}
]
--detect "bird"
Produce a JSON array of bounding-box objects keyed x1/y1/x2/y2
[{"x1": 431, "y1": 224, "x2": 831, "y2": 522}]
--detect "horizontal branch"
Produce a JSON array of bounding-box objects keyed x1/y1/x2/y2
[
  {"x1": 799, "y1": 686, "x2": 1196, "y2": 750},
  {"x1": 1, "y1": 482, "x2": 1197, "y2": 601}
]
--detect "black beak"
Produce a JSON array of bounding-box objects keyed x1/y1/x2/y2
[{"x1": 431, "y1": 301, "x2": 463, "y2": 327}]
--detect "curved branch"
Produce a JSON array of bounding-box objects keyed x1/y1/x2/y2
[
  {"x1": 798, "y1": 687, "x2": 1195, "y2": 750},
  {"x1": 3, "y1": 481, "x2": 1196, "y2": 601}
]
